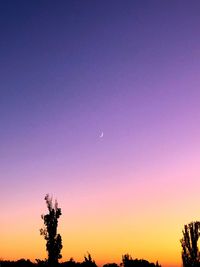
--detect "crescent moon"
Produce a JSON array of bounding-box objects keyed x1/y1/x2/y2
[{"x1": 99, "y1": 132, "x2": 104, "y2": 138}]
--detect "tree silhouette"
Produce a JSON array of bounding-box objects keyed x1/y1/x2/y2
[
  {"x1": 40, "y1": 194, "x2": 62, "y2": 267},
  {"x1": 82, "y1": 253, "x2": 97, "y2": 267},
  {"x1": 180, "y1": 221, "x2": 200, "y2": 267}
]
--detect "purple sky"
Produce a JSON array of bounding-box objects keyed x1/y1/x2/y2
[{"x1": 1, "y1": 1, "x2": 200, "y2": 266}]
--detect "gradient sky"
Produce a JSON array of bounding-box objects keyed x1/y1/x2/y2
[{"x1": 1, "y1": 1, "x2": 200, "y2": 267}]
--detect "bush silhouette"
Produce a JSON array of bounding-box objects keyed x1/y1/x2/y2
[
  {"x1": 103, "y1": 263, "x2": 119, "y2": 267},
  {"x1": 121, "y1": 254, "x2": 161, "y2": 267},
  {"x1": 81, "y1": 253, "x2": 97, "y2": 267}
]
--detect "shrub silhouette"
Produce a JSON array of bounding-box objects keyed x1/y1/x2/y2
[
  {"x1": 0, "y1": 259, "x2": 34, "y2": 267},
  {"x1": 82, "y1": 253, "x2": 97, "y2": 267},
  {"x1": 60, "y1": 258, "x2": 81, "y2": 267},
  {"x1": 40, "y1": 194, "x2": 63, "y2": 267},
  {"x1": 121, "y1": 254, "x2": 161, "y2": 267},
  {"x1": 103, "y1": 263, "x2": 119, "y2": 267},
  {"x1": 0, "y1": 255, "x2": 161, "y2": 267},
  {"x1": 181, "y1": 221, "x2": 200, "y2": 267},
  {"x1": 35, "y1": 259, "x2": 48, "y2": 267}
]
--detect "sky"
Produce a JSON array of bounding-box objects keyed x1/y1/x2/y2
[{"x1": 1, "y1": 1, "x2": 200, "y2": 267}]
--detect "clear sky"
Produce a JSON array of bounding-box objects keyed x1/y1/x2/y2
[{"x1": 1, "y1": 1, "x2": 200, "y2": 267}]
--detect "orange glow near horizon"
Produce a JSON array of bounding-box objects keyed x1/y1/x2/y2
[{"x1": 2, "y1": 170, "x2": 198, "y2": 267}]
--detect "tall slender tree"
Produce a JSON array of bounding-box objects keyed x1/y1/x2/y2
[
  {"x1": 181, "y1": 221, "x2": 200, "y2": 267},
  {"x1": 40, "y1": 194, "x2": 62, "y2": 267}
]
